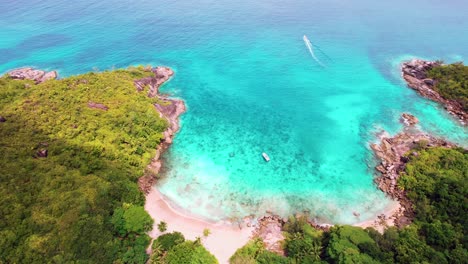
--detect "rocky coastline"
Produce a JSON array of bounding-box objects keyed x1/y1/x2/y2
[
  {"x1": 402, "y1": 59, "x2": 467, "y2": 125},
  {"x1": 252, "y1": 215, "x2": 285, "y2": 255},
  {"x1": 135, "y1": 67, "x2": 186, "y2": 194},
  {"x1": 370, "y1": 113, "x2": 457, "y2": 228}
]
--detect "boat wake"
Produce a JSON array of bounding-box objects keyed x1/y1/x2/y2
[{"x1": 303, "y1": 35, "x2": 327, "y2": 68}]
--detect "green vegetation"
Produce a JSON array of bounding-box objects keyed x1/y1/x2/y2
[
  {"x1": 165, "y1": 241, "x2": 218, "y2": 264},
  {"x1": 428, "y1": 62, "x2": 468, "y2": 111},
  {"x1": 154, "y1": 232, "x2": 185, "y2": 252},
  {"x1": 230, "y1": 147, "x2": 467, "y2": 263},
  {"x1": 158, "y1": 221, "x2": 168, "y2": 232},
  {"x1": 397, "y1": 147, "x2": 467, "y2": 263},
  {"x1": 283, "y1": 216, "x2": 323, "y2": 263},
  {"x1": 0, "y1": 68, "x2": 167, "y2": 263},
  {"x1": 203, "y1": 228, "x2": 211, "y2": 238},
  {"x1": 112, "y1": 203, "x2": 154, "y2": 236},
  {"x1": 230, "y1": 238, "x2": 288, "y2": 264},
  {"x1": 150, "y1": 232, "x2": 217, "y2": 264}
]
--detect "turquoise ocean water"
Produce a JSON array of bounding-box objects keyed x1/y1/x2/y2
[{"x1": 1, "y1": 0, "x2": 467, "y2": 224}]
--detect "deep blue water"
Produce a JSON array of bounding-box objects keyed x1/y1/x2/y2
[{"x1": 1, "y1": 0, "x2": 467, "y2": 224}]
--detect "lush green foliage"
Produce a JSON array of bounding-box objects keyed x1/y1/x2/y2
[
  {"x1": 283, "y1": 216, "x2": 323, "y2": 263},
  {"x1": 255, "y1": 251, "x2": 290, "y2": 264},
  {"x1": 230, "y1": 238, "x2": 265, "y2": 263},
  {"x1": 154, "y1": 232, "x2": 185, "y2": 252},
  {"x1": 399, "y1": 147, "x2": 467, "y2": 226},
  {"x1": 230, "y1": 147, "x2": 467, "y2": 263},
  {"x1": 203, "y1": 228, "x2": 211, "y2": 237},
  {"x1": 230, "y1": 238, "x2": 289, "y2": 264},
  {"x1": 0, "y1": 67, "x2": 167, "y2": 263},
  {"x1": 397, "y1": 147, "x2": 468, "y2": 263},
  {"x1": 112, "y1": 203, "x2": 154, "y2": 236},
  {"x1": 428, "y1": 62, "x2": 468, "y2": 111},
  {"x1": 164, "y1": 241, "x2": 218, "y2": 264},
  {"x1": 158, "y1": 221, "x2": 168, "y2": 232},
  {"x1": 326, "y1": 226, "x2": 387, "y2": 263},
  {"x1": 150, "y1": 233, "x2": 217, "y2": 264}
]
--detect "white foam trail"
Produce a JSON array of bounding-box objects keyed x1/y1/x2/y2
[{"x1": 303, "y1": 35, "x2": 326, "y2": 68}]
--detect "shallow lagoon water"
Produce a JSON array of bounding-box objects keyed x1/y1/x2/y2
[{"x1": 1, "y1": 0, "x2": 467, "y2": 224}]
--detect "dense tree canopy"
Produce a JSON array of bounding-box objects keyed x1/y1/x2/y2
[
  {"x1": 164, "y1": 241, "x2": 218, "y2": 264},
  {"x1": 150, "y1": 232, "x2": 217, "y2": 264},
  {"x1": 112, "y1": 203, "x2": 154, "y2": 236},
  {"x1": 154, "y1": 231, "x2": 186, "y2": 252},
  {"x1": 230, "y1": 238, "x2": 288, "y2": 264},
  {"x1": 399, "y1": 147, "x2": 467, "y2": 226},
  {"x1": 428, "y1": 62, "x2": 468, "y2": 111},
  {"x1": 0, "y1": 67, "x2": 167, "y2": 263},
  {"x1": 396, "y1": 147, "x2": 468, "y2": 263}
]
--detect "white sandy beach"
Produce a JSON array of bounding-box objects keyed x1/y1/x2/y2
[
  {"x1": 145, "y1": 187, "x2": 255, "y2": 264},
  {"x1": 145, "y1": 186, "x2": 402, "y2": 263},
  {"x1": 355, "y1": 201, "x2": 402, "y2": 233}
]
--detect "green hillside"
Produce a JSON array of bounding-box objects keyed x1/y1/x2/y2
[{"x1": 0, "y1": 68, "x2": 166, "y2": 263}]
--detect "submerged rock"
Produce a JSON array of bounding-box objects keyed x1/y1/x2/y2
[{"x1": 400, "y1": 113, "x2": 419, "y2": 126}]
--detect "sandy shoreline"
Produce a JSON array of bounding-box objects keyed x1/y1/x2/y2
[
  {"x1": 145, "y1": 187, "x2": 254, "y2": 264},
  {"x1": 354, "y1": 200, "x2": 402, "y2": 233},
  {"x1": 145, "y1": 185, "x2": 403, "y2": 263}
]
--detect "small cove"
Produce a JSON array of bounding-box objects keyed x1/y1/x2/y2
[{"x1": 1, "y1": 0, "x2": 467, "y2": 224}]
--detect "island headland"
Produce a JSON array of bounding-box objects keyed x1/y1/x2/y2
[
  {"x1": 402, "y1": 59, "x2": 467, "y2": 125},
  {"x1": 370, "y1": 113, "x2": 457, "y2": 228},
  {"x1": 1, "y1": 65, "x2": 186, "y2": 263}
]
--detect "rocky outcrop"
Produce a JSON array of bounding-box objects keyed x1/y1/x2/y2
[
  {"x1": 400, "y1": 113, "x2": 419, "y2": 127},
  {"x1": 134, "y1": 67, "x2": 174, "y2": 98},
  {"x1": 402, "y1": 59, "x2": 467, "y2": 125},
  {"x1": 87, "y1": 102, "x2": 109, "y2": 111},
  {"x1": 136, "y1": 67, "x2": 186, "y2": 193},
  {"x1": 253, "y1": 215, "x2": 285, "y2": 255},
  {"x1": 154, "y1": 99, "x2": 185, "y2": 144},
  {"x1": 8, "y1": 67, "x2": 57, "y2": 84},
  {"x1": 370, "y1": 114, "x2": 456, "y2": 227}
]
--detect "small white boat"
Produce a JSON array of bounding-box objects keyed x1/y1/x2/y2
[{"x1": 262, "y1": 152, "x2": 270, "y2": 162}]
